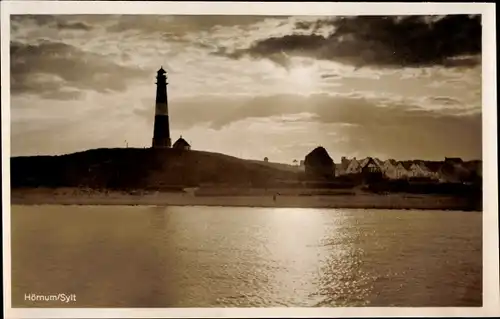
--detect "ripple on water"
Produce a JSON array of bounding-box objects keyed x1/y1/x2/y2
[{"x1": 10, "y1": 206, "x2": 482, "y2": 307}]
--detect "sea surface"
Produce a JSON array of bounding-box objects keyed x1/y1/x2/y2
[{"x1": 10, "y1": 205, "x2": 482, "y2": 307}]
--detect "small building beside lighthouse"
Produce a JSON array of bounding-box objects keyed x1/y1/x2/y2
[
  {"x1": 173, "y1": 136, "x2": 191, "y2": 150},
  {"x1": 152, "y1": 66, "x2": 172, "y2": 148}
]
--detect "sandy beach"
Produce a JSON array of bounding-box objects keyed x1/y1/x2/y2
[{"x1": 10, "y1": 187, "x2": 481, "y2": 211}]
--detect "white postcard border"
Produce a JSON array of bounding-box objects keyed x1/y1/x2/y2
[{"x1": 1, "y1": 1, "x2": 498, "y2": 318}]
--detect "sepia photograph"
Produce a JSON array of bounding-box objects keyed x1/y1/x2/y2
[{"x1": 1, "y1": 1, "x2": 498, "y2": 318}]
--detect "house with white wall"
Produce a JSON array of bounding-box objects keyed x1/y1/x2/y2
[
  {"x1": 384, "y1": 161, "x2": 410, "y2": 179},
  {"x1": 373, "y1": 158, "x2": 384, "y2": 168},
  {"x1": 422, "y1": 162, "x2": 443, "y2": 181},
  {"x1": 361, "y1": 157, "x2": 383, "y2": 174},
  {"x1": 408, "y1": 161, "x2": 435, "y2": 179},
  {"x1": 381, "y1": 159, "x2": 396, "y2": 177},
  {"x1": 358, "y1": 157, "x2": 369, "y2": 168},
  {"x1": 336, "y1": 156, "x2": 351, "y2": 176},
  {"x1": 345, "y1": 158, "x2": 361, "y2": 174},
  {"x1": 382, "y1": 159, "x2": 409, "y2": 179}
]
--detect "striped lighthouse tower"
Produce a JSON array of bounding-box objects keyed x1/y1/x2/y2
[{"x1": 152, "y1": 66, "x2": 171, "y2": 148}]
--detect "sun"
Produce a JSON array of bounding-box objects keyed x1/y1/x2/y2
[
  {"x1": 259, "y1": 58, "x2": 321, "y2": 94},
  {"x1": 286, "y1": 63, "x2": 319, "y2": 92}
]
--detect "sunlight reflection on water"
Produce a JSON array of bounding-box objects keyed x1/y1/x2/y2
[{"x1": 11, "y1": 205, "x2": 482, "y2": 307}]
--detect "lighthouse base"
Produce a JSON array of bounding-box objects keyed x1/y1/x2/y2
[
  {"x1": 152, "y1": 138, "x2": 172, "y2": 148},
  {"x1": 152, "y1": 114, "x2": 171, "y2": 148}
]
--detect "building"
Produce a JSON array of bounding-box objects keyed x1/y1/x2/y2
[
  {"x1": 463, "y1": 160, "x2": 482, "y2": 178},
  {"x1": 304, "y1": 146, "x2": 335, "y2": 179},
  {"x1": 387, "y1": 161, "x2": 410, "y2": 179},
  {"x1": 445, "y1": 157, "x2": 463, "y2": 164},
  {"x1": 425, "y1": 162, "x2": 444, "y2": 181},
  {"x1": 173, "y1": 136, "x2": 191, "y2": 150},
  {"x1": 361, "y1": 157, "x2": 382, "y2": 174},
  {"x1": 361, "y1": 157, "x2": 383, "y2": 182},
  {"x1": 408, "y1": 161, "x2": 435, "y2": 179},
  {"x1": 401, "y1": 162, "x2": 413, "y2": 178},
  {"x1": 373, "y1": 157, "x2": 384, "y2": 168},
  {"x1": 345, "y1": 157, "x2": 361, "y2": 174},
  {"x1": 381, "y1": 159, "x2": 397, "y2": 177},
  {"x1": 152, "y1": 66, "x2": 172, "y2": 148},
  {"x1": 337, "y1": 156, "x2": 351, "y2": 175},
  {"x1": 439, "y1": 159, "x2": 470, "y2": 183}
]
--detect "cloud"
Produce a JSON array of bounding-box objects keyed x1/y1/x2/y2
[
  {"x1": 132, "y1": 92, "x2": 481, "y2": 159},
  {"x1": 146, "y1": 93, "x2": 478, "y2": 131},
  {"x1": 105, "y1": 15, "x2": 280, "y2": 37},
  {"x1": 12, "y1": 15, "x2": 93, "y2": 31},
  {"x1": 11, "y1": 15, "x2": 54, "y2": 25},
  {"x1": 10, "y1": 40, "x2": 150, "y2": 99},
  {"x1": 9, "y1": 14, "x2": 482, "y2": 161},
  {"x1": 208, "y1": 94, "x2": 477, "y2": 159},
  {"x1": 216, "y1": 15, "x2": 482, "y2": 68},
  {"x1": 155, "y1": 93, "x2": 481, "y2": 160},
  {"x1": 56, "y1": 20, "x2": 92, "y2": 31},
  {"x1": 427, "y1": 96, "x2": 462, "y2": 106}
]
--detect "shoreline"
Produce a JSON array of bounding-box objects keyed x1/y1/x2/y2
[{"x1": 10, "y1": 187, "x2": 481, "y2": 211}]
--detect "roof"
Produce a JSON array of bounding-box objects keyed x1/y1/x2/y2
[
  {"x1": 445, "y1": 157, "x2": 463, "y2": 163},
  {"x1": 173, "y1": 136, "x2": 190, "y2": 148},
  {"x1": 386, "y1": 159, "x2": 397, "y2": 165},
  {"x1": 340, "y1": 158, "x2": 351, "y2": 168},
  {"x1": 425, "y1": 161, "x2": 442, "y2": 172},
  {"x1": 373, "y1": 158, "x2": 384, "y2": 166},
  {"x1": 362, "y1": 157, "x2": 380, "y2": 169},
  {"x1": 347, "y1": 158, "x2": 360, "y2": 169},
  {"x1": 157, "y1": 66, "x2": 167, "y2": 74},
  {"x1": 396, "y1": 161, "x2": 411, "y2": 170},
  {"x1": 410, "y1": 160, "x2": 428, "y2": 168},
  {"x1": 400, "y1": 160, "x2": 414, "y2": 167},
  {"x1": 358, "y1": 157, "x2": 369, "y2": 167},
  {"x1": 304, "y1": 146, "x2": 334, "y2": 166}
]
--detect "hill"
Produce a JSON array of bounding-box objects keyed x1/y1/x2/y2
[
  {"x1": 246, "y1": 159, "x2": 301, "y2": 173},
  {"x1": 11, "y1": 148, "x2": 302, "y2": 190}
]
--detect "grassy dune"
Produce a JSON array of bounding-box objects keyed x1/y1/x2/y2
[
  {"x1": 11, "y1": 148, "x2": 300, "y2": 190},
  {"x1": 10, "y1": 148, "x2": 482, "y2": 211}
]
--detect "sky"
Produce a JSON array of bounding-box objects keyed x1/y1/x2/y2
[{"x1": 9, "y1": 14, "x2": 482, "y2": 163}]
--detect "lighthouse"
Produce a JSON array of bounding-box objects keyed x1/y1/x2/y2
[{"x1": 152, "y1": 66, "x2": 171, "y2": 148}]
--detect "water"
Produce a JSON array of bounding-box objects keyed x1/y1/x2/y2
[{"x1": 10, "y1": 205, "x2": 482, "y2": 307}]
